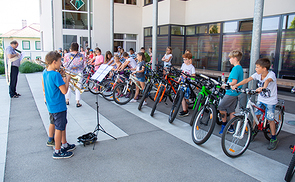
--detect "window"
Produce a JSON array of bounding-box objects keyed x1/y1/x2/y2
[
  {"x1": 282, "y1": 14, "x2": 295, "y2": 29},
  {"x1": 114, "y1": 0, "x2": 124, "y2": 3},
  {"x1": 171, "y1": 26, "x2": 185, "y2": 35},
  {"x1": 186, "y1": 26, "x2": 195, "y2": 35},
  {"x1": 239, "y1": 20, "x2": 253, "y2": 32},
  {"x1": 114, "y1": 34, "x2": 137, "y2": 52},
  {"x1": 159, "y1": 26, "x2": 169, "y2": 35},
  {"x1": 63, "y1": 35, "x2": 77, "y2": 50},
  {"x1": 127, "y1": 0, "x2": 136, "y2": 5},
  {"x1": 62, "y1": 0, "x2": 88, "y2": 11},
  {"x1": 22, "y1": 41, "x2": 30, "y2": 50},
  {"x1": 144, "y1": 0, "x2": 163, "y2": 6},
  {"x1": 262, "y1": 17, "x2": 279, "y2": 31},
  {"x1": 36, "y1": 56, "x2": 41, "y2": 60},
  {"x1": 209, "y1": 23, "x2": 220, "y2": 34},
  {"x1": 223, "y1": 21, "x2": 238, "y2": 33},
  {"x1": 35, "y1": 41, "x2": 41, "y2": 50},
  {"x1": 196, "y1": 25, "x2": 207, "y2": 34},
  {"x1": 63, "y1": 12, "x2": 89, "y2": 29},
  {"x1": 144, "y1": 28, "x2": 151, "y2": 36}
]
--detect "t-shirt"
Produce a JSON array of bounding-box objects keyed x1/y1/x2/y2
[
  {"x1": 163, "y1": 54, "x2": 173, "y2": 67},
  {"x1": 63, "y1": 52, "x2": 86, "y2": 74},
  {"x1": 251, "y1": 71, "x2": 278, "y2": 105},
  {"x1": 129, "y1": 53, "x2": 136, "y2": 60},
  {"x1": 95, "y1": 55, "x2": 104, "y2": 70},
  {"x1": 144, "y1": 52, "x2": 151, "y2": 63},
  {"x1": 181, "y1": 63, "x2": 195, "y2": 76},
  {"x1": 127, "y1": 57, "x2": 137, "y2": 70},
  {"x1": 43, "y1": 70, "x2": 67, "y2": 114},
  {"x1": 226, "y1": 65, "x2": 244, "y2": 96},
  {"x1": 5, "y1": 45, "x2": 21, "y2": 67},
  {"x1": 136, "y1": 61, "x2": 146, "y2": 78}
]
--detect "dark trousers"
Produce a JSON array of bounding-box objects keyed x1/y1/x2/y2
[{"x1": 9, "y1": 66, "x2": 19, "y2": 97}]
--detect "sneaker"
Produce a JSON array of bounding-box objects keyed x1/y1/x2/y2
[
  {"x1": 46, "y1": 140, "x2": 55, "y2": 147},
  {"x1": 219, "y1": 125, "x2": 226, "y2": 134},
  {"x1": 53, "y1": 151, "x2": 74, "y2": 159},
  {"x1": 251, "y1": 126, "x2": 259, "y2": 142},
  {"x1": 125, "y1": 93, "x2": 130, "y2": 98},
  {"x1": 130, "y1": 99, "x2": 137, "y2": 103},
  {"x1": 267, "y1": 139, "x2": 279, "y2": 150},
  {"x1": 228, "y1": 126, "x2": 235, "y2": 134},
  {"x1": 143, "y1": 101, "x2": 147, "y2": 106},
  {"x1": 61, "y1": 143, "x2": 76, "y2": 152},
  {"x1": 179, "y1": 110, "x2": 189, "y2": 117}
]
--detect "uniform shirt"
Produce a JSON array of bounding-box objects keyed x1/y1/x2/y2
[
  {"x1": 43, "y1": 70, "x2": 67, "y2": 113},
  {"x1": 251, "y1": 71, "x2": 278, "y2": 105},
  {"x1": 63, "y1": 52, "x2": 86, "y2": 74},
  {"x1": 226, "y1": 65, "x2": 244, "y2": 96}
]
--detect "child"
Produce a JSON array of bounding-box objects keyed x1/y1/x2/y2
[
  {"x1": 218, "y1": 50, "x2": 244, "y2": 134},
  {"x1": 111, "y1": 55, "x2": 122, "y2": 71},
  {"x1": 232, "y1": 58, "x2": 278, "y2": 150},
  {"x1": 42, "y1": 51, "x2": 76, "y2": 159},
  {"x1": 140, "y1": 47, "x2": 151, "y2": 63},
  {"x1": 129, "y1": 48, "x2": 137, "y2": 60},
  {"x1": 130, "y1": 52, "x2": 146, "y2": 103},
  {"x1": 118, "y1": 52, "x2": 137, "y2": 71},
  {"x1": 162, "y1": 47, "x2": 173, "y2": 67},
  {"x1": 179, "y1": 52, "x2": 196, "y2": 116},
  {"x1": 105, "y1": 51, "x2": 114, "y2": 65},
  {"x1": 94, "y1": 47, "x2": 104, "y2": 71}
]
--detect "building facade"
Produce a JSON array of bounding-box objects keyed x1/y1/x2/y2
[{"x1": 40, "y1": 0, "x2": 295, "y2": 78}]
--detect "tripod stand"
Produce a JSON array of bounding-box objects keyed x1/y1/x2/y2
[{"x1": 92, "y1": 94, "x2": 117, "y2": 149}]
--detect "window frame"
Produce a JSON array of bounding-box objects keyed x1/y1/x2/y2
[
  {"x1": 22, "y1": 40, "x2": 30, "y2": 50},
  {"x1": 35, "y1": 41, "x2": 41, "y2": 50}
]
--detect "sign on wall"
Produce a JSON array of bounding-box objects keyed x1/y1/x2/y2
[{"x1": 70, "y1": 0, "x2": 85, "y2": 11}]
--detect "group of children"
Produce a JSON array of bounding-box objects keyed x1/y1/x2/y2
[{"x1": 43, "y1": 46, "x2": 279, "y2": 159}]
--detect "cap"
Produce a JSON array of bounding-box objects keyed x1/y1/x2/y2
[
  {"x1": 89, "y1": 49, "x2": 93, "y2": 52},
  {"x1": 118, "y1": 46, "x2": 122, "y2": 49},
  {"x1": 59, "y1": 48, "x2": 62, "y2": 50}
]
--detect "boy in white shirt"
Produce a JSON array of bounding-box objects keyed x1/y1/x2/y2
[
  {"x1": 232, "y1": 58, "x2": 278, "y2": 150},
  {"x1": 179, "y1": 52, "x2": 196, "y2": 117}
]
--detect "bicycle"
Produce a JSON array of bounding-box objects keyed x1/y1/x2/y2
[
  {"x1": 112, "y1": 71, "x2": 144, "y2": 105},
  {"x1": 168, "y1": 72, "x2": 199, "y2": 123},
  {"x1": 191, "y1": 76, "x2": 227, "y2": 145},
  {"x1": 221, "y1": 88, "x2": 284, "y2": 158},
  {"x1": 150, "y1": 66, "x2": 180, "y2": 116},
  {"x1": 285, "y1": 144, "x2": 295, "y2": 182}
]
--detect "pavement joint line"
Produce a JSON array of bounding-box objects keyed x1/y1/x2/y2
[
  {"x1": 25, "y1": 73, "x2": 128, "y2": 145},
  {"x1": 114, "y1": 101, "x2": 288, "y2": 182}
]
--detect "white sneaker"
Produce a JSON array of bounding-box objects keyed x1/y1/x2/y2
[
  {"x1": 143, "y1": 101, "x2": 147, "y2": 105},
  {"x1": 130, "y1": 99, "x2": 137, "y2": 103}
]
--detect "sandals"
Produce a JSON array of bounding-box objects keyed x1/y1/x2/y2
[
  {"x1": 11, "y1": 95, "x2": 19, "y2": 98},
  {"x1": 76, "y1": 103, "x2": 82, "y2": 107},
  {"x1": 16, "y1": 93, "x2": 21, "y2": 96}
]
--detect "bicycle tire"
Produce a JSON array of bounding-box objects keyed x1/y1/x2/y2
[
  {"x1": 113, "y1": 82, "x2": 134, "y2": 105},
  {"x1": 101, "y1": 79, "x2": 116, "y2": 101},
  {"x1": 190, "y1": 94, "x2": 203, "y2": 126},
  {"x1": 138, "y1": 82, "x2": 152, "y2": 110},
  {"x1": 191, "y1": 104, "x2": 216, "y2": 145},
  {"x1": 168, "y1": 90, "x2": 184, "y2": 123},
  {"x1": 285, "y1": 152, "x2": 295, "y2": 182},
  {"x1": 150, "y1": 86, "x2": 164, "y2": 116},
  {"x1": 221, "y1": 116, "x2": 252, "y2": 158},
  {"x1": 168, "y1": 81, "x2": 178, "y2": 102},
  {"x1": 88, "y1": 80, "x2": 102, "y2": 95},
  {"x1": 263, "y1": 105, "x2": 284, "y2": 141},
  {"x1": 148, "y1": 82, "x2": 159, "y2": 101}
]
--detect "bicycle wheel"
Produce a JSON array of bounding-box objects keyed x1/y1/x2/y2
[
  {"x1": 191, "y1": 104, "x2": 216, "y2": 145},
  {"x1": 285, "y1": 152, "x2": 295, "y2": 182},
  {"x1": 168, "y1": 90, "x2": 184, "y2": 123},
  {"x1": 101, "y1": 79, "x2": 115, "y2": 101},
  {"x1": 88, "y1": 80, "x2": 103, "y2": 95},
  {"x1": 168, "y1": 81, "x2": 178, "y2": 102},
  {"x1": 221, "y1": 116, "x2": 252, "y2": 158},
  {"x1": 138, "y1": 82, "x2": 152, "y2": 110},
  {"x1": 148, "y1": 82, "x2": 159, "y2": 101},
  {"x1": 190, "y1": 94, "x2": 203, "y2": 126},
  {"x1": 263, "y1": 105, "x2": 284, "y2": 141},
  {"x1": 150, "y1": 86, "x2": 164, "y2": 116},
  {"x1": 113, "y1": 83, "x2": 134, "y2": 105}
]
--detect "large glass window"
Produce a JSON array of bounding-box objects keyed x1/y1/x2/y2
[
  {"x1": 239, "y1": 20, "x2": 253, "y2": 32},
  {"x1": 283, "y1": 14, "x2": 295, "y2": 29},
  {"x1": 63, "y1": 35, "x2": 77, "y2": 50},
  {"x1": 62, "y1": 0, "x2": 88, "y2": 11},
  {"x1": 114, "y1": 34, "x2": 137, "y2": 52},
  {"x1": 114, "y1": 0, "x2": 124, "y2": 3},
  {"x1": 159, "y1": 26, "x2": 169, "y2": 35},
  {"x1": 209, "y1": 23, "x2": 220, "y2": 34},
  {"x1": 186, "y1": 26, "x2": 195, "y2": 35},
  {"x1": 223, "y1": 21, "x2": 238, "y2": 33},
  {"x1": 278, "y1": 31, "x2": 295, "y2": 77},
  {"x1": 144, "y1": 0, "x2": 163, "y2": 6},
  {"x1": 127, "y1": 0, "x2": 136, "y2": 5},
  {"x1": 171, "y1": 26, "x2": 184, "y2": 35},
  {"x1": 262, "y1": 16, "x2": 279, "y2": 31},
  {"x1": 63, "y1": 12, "x2": 88, "y2": 29},
  {"x1": 186, "y1": 35, "x2": 220, "y2": 70},
  {"x1": 171, "y1": 36, "x2": 184, "y2": 66},
  {"x1": 196, "y1": 25, "x2": 207, "y2": 34}
]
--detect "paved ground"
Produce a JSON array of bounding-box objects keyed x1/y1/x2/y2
[{"x1": 1, "y1": 73, "x2": 295, "y2": 182}]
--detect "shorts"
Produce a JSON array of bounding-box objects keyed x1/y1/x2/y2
[
  {"x1": 218, "y1": 94, "x2": 238, "y2": 114},
  {"x1": 51, "y1": 110, "x2": 68, "y2": 131},
  {"x1": 255, "y1": 101, "x2": 275, "y2": 121},
  {"x1": 49, "y1": 113, "x2": 54, "y2": 124},
  {"x1": 137, "y1": 76, "x2": 145, "y2": 82}
]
